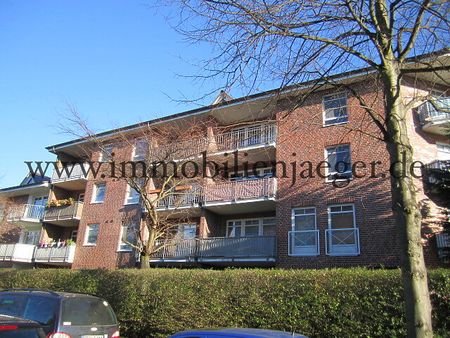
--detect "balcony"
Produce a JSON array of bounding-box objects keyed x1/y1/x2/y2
[
  {"x1": 156, "y1": 178, "x2": 277, "y2": 214},
  {"x1": 51, "y1": 163, "x2": 89, "y2": 190},
  {"x1": 151, "y1": 236, "x2": 276, "y2": 264},
  {"x1": 325, "y1": 228, "x2": 360, "y2": 256},
  {"x1": 214, "y1": 123, "x2": 276, "y2": 152},
  {"x1": 34, "y1": 244, "x2": 76, "y2": 265},
  {"x1": 7, "y1": 204, "x2": 45, "y2": 224},
  {"x1": 418, "y1": 98, "x2": 450, "y2": 135},
  {"x1": 423, "y1": 160, "x2": 450, "y2": 192},
  {"x1": 0, "y1": 243, "x2": 35, "y2": 263},
  {"x1": 288, "y1": 230, "x2": 320, "y2": 256},
  {"x1": 148, "y1": 123, "x2": 276, "y2": 161},
  {"x1": 43, "y1": 202, "x2": 84, "y2": 226}
]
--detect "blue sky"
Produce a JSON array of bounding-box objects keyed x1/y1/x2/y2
[{"x1": 0, "y1": 0, "x2": 238, "y2": 188}]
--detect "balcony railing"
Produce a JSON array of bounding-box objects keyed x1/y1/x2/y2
[
  {"x1": 0, "y1": 243, "x2": 35, "y2": 263},
  {"x1": 204, "y1": 177, "x2": 276, "y2": 204},
  {"x1": 288, "y1": 230, "x2": 320, "y2": 256},
  {"x1": 156, "y1": 178, "x2": 276, "y2": 210},
  {"x1": 151, "y1": 236, "x2": 276, "y2": 261},
  {"x1": 325, "y1": 228, "x2": 360, "y2": 256},
  {"x1": 51, "y1": 163, "x2": 89, "y2": 183},
  {"x1": 215, "y1": 123, "x2": 276, "y2": 152},
  {"x1": 44, "y1": 202, "x2": 84, "y2": 222},
  {"x1": 34, "y1": 245, "x2": 76, "y2": 264},
  {"x1": 7, "y1": 204, "x2": 45, "y2": 222},
  {"x1": 418, "y1": 98, "x2": 450, "y2": 125}
]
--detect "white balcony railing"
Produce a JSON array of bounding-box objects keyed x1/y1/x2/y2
[
  {"x1": 155, "y1": 178, "x2": 276, "y2": 210},
  {"x1": 7, "y1": 204, "x2": 45, "y2": 222},
  {"x1": 215, "y1": 123, "x2": 276, "y2": 152},
  {"x1": 325, "y1": 228, "x2": 360, "y2": 256},
  {"x1": 0, "y1": 243, "x2": 35, "y2": 263},
  {"x1": 418, "y1": 98, "x2": 450, "y2": 125},
  {"x1": 34, "y1": 245, "x2": 76, "y2": 264},
  {"x1": 288, "y1": 230, "x2": 320, "y2": 256},
  {"x1": 44, "y1": 202, "x2": 84, "y2": 222},
  {"x1": 151, "y1": 236, "x2": 277, "y2": 261},
  {"x1": 204, "y1": 177, "x2": 276, "y2": 204},
  {"x1": 51, "y1": 163, "x2": 89, "y2": 183}
]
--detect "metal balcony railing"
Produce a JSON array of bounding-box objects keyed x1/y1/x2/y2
[
  {"x1": 288, "y1": 230, "x2": 320, "y2": 256},
  {"x1": 155, "y1": 178, "x2": 276, "y2": 210},
  {"x1": 44, "y1": 202, "x2": 84, "y2": 222},
  {"x1": 34, "y1": 245, "x2": 76, "y2": 264},
  {"x1": 204, "y1": 177, "x2": 276, "y2": 204},
  {"x1": 51, "y1": 163, "x2": 89, "y2": 183},
  {"x1": 325, "y1": 228, "x2": 360, "y2": 256},
  {"x1": 151, "y1": 236, "x2": 276, "y2": 261},
  {"x1": 418, "y1": 98, "x2": 450, "y2": 125},
  {"x1": 7, "y1": 204, "x2": 45, "y2": 222},
  {"x1": 215, "y1": 123, "x2": 276, "y2": 152}
]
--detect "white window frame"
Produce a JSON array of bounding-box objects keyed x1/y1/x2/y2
[
  {"x1": 326, "y1": 204, "x2": 360, "y2": 256},
  {"x1": 324, "y1": 144, "x2": 352, "y2": 182},
  {"x1": 124, "y1": 183, "x2": 141, "y2": 205},
  {"x1": 84, "y1": 224, "x2": 99, "y2": 246},
  {"x1": 99, "y1": 144, "x2": 113, "y2": 162},
  {"x1": 289, "y1": 207, "x2": 319, "y2": 256},
  {"x1": 323, "y1": 92, "x2": 349, "y2": 126},
  {"x1": 91, "y1": 183, "x2": 106, "y2": 204},
  {"x1": 118, "y1": 223, "x2": 137, "y2": 252},
  {"x1": 132, "y1": 139, "x2": 148, "y2": 161},
  {"x1": 226, "y1": 217, "x2": 276, "y2": 237}
]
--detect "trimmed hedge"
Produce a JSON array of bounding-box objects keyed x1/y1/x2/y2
[{"x1": 0, "y1": 268, "x2": 448, "y2": 337}]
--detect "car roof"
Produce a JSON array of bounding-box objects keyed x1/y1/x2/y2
[
  {"x1": 171, "y1": 328, "x2": 308, "y2": 338},
  {"x1": 0, "y1": 314, "x2": 42, "y2": 328},
  {"x1": 0, "y1": 288, "x2": 104, "y2": 300}
]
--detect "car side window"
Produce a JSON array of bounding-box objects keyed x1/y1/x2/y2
[
  {"x1": 0, "y1": 294, "x2": 27, "y2": 317},
  {"x1": 23, "y1": 296, "x2": 58, "y2": 326}
]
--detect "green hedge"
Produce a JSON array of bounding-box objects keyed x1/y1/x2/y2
[{"x1": 0, "y1": 268, "x2": 448, "y2": 337}]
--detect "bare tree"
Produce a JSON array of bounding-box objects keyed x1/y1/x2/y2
[
  {"x1": 168, "y1": 1, "x2": 449, "y2": 337},
  {"x1": 60, "y1": 109, "x2": 211, "y2": 268}
]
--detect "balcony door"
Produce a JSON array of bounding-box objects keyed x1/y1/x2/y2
[
  {"x1": 290, "y1": 208, "x2": 319, "y2": 256},
  {"x1": 27, "y1": 196, "x2": 47, "y2": 219},
  {"x1": 21, "y1": 229, "x2": 41, "y2": 245}
]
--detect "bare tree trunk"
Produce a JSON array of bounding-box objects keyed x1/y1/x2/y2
[
  {"x1": 382, "y1": 62, "x2": 433, "y2": 338},
  {"x1": 140, "y1": 252, "x2": 150, "y2": 269}
]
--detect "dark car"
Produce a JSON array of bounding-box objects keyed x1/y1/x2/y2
[
  {"x1": 171, "y1": 328, "x2": 309, "y2": 338},
  {"x1": 0, "y1": 289, "x2": 120, "y2": 338},
  {"x1": 0, "y1": 314, "x2": 46, "y2": 338}
]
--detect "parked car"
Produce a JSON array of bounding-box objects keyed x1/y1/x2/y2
[
  {"x1": 0, "y1": 289, "x2": 120, "y2": 338},
  {"x1": 171, "y1": 328, "x2": 309, "y2": 338},
  {"x1": 0, "y1": 314, "x2": 46, "y2": 338}
]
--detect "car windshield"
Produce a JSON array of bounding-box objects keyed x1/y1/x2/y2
[
  {"x1": 61, "y1": 297, "x2": 117, "y2": 326},
  {"x1": 0, "y1": 294, "x2": 58, "y2": 326}
]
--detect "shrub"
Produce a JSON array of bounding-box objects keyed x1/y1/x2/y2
[{"x1": 0, "y1": 268, "x2": 448, "y2": 338}]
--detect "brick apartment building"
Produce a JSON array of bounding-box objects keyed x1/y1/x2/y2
[{"x1": 0, "y1": 65, "x2": 448, "y2": 270}]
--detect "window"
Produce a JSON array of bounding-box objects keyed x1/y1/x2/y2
[
  {"x1": 227, "y1": 218, "x2": 275, "y2": 237},
  {"x1": 289, "y1": 208, "x2": 319, "y2": 256},
  {"x1": 61, "y1": 298, "x2": 117, "y2": 326},
  {"x1": 326, "y1": 204, "x2": 359, "y2": 255},
  {"x1": 124, "y1": 181, "x2": 142, "y2": 205},
  {"x1": 21, "y1": 230, "x2": 41, "y2": 245},
  {"x1": 437, "y1": 143, "x2": 450, "y2": 161},
  {"x1": 133, "y1": 139, "x2": 148, "y2": 161},
  {"x1": 99, "y1": 144, "x2": 113, "y2": 162},
  {"x1": 92, "y1": 183, "x2": 106, "y2": 203},
  {"x1": 323, "y1": 92, "x2": 348, "y2": 125},
  {"x1": 70, "y1": 230, "x2": 78, "y2": 242},
  {"x1": 325, "y1": 144, "x2": 352, "y2": 181},
  {"x1": 0, "y1": 203, "x2": 4, "y2": 221},
  {"x1": 78, "y1": 193, "x2": 85, "y2": 203},
  {"x1": 118, "y1": 224, "x2": 136, "y2": 251},
  {"x1": 177, "y1": 224, "x2": 197, "y2": 239},
  {"x1": 85, "y1": 224, "x2": 99, "y2": 245}
]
